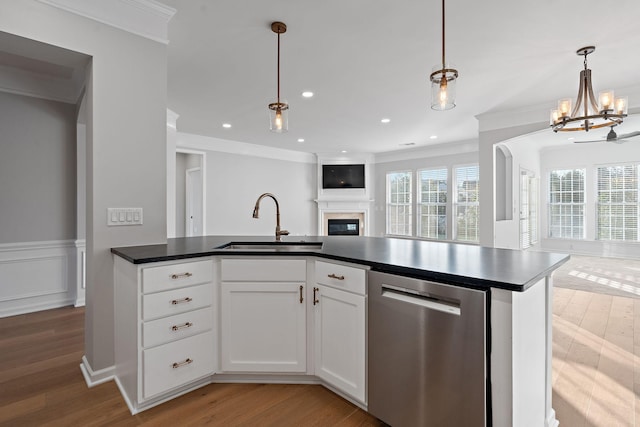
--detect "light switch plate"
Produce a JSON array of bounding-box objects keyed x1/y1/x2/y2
[{"x1": 107, "y1": 208, "x2": 143, "y2": 226}]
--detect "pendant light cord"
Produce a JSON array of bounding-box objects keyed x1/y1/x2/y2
[
  {"x1": 441, "y1": 0, "x2": 445, "y2": 68},
  {"x1": 277, "y1": 32, "x2": 281, "y2": 104}
]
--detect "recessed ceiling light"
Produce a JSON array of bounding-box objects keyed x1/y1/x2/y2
[
  {"x1": 381, "y1": 118, "x2": 391, "y2": 124},
  {"x1": 302, "y1": 91, "x2": 314, "y2": 98},
  {"x1": 341, "y1": 150, "x2": 347, "y2": 153},
  {"x1": 297, "y1": 138, "x2": 305, "y2": 143},
  {"x1": 429, "y1": 135, "x2": 438, "y2": 139},
  {"x1": 222, "y1": 123, "x2": 232, "y2": 128},
  {"x1": 567, "y1": 137, "x2": 575, "y2": 140}
]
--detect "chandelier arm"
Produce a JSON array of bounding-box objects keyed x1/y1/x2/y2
[
  {"x1": 570, "y1": 70, "x2": 585, "y2": 118},
  {"x1": 585, "y1": 70, "x2": 599, "y2": 114}
]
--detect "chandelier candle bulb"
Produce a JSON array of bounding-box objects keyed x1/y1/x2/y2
[
  {"x1": 599, "y1": 90, "x2": 615, "y2": 112},
  {"x1": 615, "y1": 97, "x2": 628, "y2": 115},
  {"x1": 550, "y1": 109, "x2": 559, "y2": 125},
  {"x1": 558, "y1": 99, "x2": 572, "y2": 118}
]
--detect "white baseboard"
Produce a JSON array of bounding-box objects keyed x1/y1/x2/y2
[
  {"x1": 80, "y1": 355, "x2": 114, "y2": 387},
  {"x1": 546, "y1": 408, "x2": 559, "y2": 427},
  {"x1": 0, "y1": 240, "x2": 77, "y2": 318}
]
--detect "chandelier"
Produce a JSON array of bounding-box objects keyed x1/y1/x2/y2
[
  {"x1": 550, "y1": 46, "x2": 628, "y2": 132},
  {"x1": 429, "y1": 0, "x2": 458, "y2": 110},
  {"x1": 268, "y1": 21, "x2": 288, "y2": 133}
]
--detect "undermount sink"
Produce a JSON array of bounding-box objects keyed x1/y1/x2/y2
[{"x1": 217, "y1": 242, "x2": 323, "y2": 252}]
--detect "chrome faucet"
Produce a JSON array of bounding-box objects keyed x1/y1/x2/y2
[{"x1": 252, "y1": 193, "x2": 289, "y2": 241}]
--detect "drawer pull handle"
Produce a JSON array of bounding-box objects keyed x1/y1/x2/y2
[
  {"x1": 313, "y1": 287, "x2": 319, "y2": 305},
  {"x1": 172, "y1": 358, "x2": 193, "y2": 369},
  {"x1": 171, "y1": 297, "x2": 193, "y2": 305},
  {"x1": 171, "y1": 322, "x2": 193, "y2": 331},
  {"x1": 299, "y1": 285, "x2": 304, "y2": 304},
  {"x1": 328, "y1": 273, "x2": 345, "y2": 280},
  {"x1": 171, "y1": 272, "x2": 193, "y2": 280}
]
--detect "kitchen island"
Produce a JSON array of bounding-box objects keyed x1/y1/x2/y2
[{"x1": 111, "y1": 235, "x2": 568, "y2": 427}]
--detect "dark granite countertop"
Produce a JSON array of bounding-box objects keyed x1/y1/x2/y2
[{"x1": 111, "y1": 235, "x2": 569, "y2": 292}]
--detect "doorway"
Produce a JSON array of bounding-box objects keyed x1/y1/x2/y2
[{"x1": 175, "y1": 150, "x2": 206, "y2": 237}]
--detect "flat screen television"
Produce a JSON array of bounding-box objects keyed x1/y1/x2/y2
[{"x1": 322, "y1": 164, "x2": 365, "y2": 189}]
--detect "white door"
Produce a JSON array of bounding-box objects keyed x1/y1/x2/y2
[
  {"x1": 314, "y1": 284, "x2": 366, "y2": 403},
  {"x1": 185, "y1": 167, "x2": 203, "y2": 236}
]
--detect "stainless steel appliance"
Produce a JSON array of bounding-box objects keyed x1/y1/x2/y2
[{"x1": 368, "y1": 271, "x2": 487, "y2": 427}]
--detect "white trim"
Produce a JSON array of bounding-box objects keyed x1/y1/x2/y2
[
  {"x1": 80, "y1": 355, "x2": 115, "y2": 387},
  {"x1": 374, "y1": 139, "x2": 478, "y2": 164},
  {"x1": 0, "y1": 239, "x2": 76, "y2": 252},
  {"x1": 37, "y1": 0, "x2": 176, "y2": 44},
  {"x1": 0, "y1": 239, "x2": 77, "y2": 317},
  {"x1": 177, "y1": 132, "x2": 316, "y2": 164}
]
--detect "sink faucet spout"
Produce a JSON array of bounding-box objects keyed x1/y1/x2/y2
[{"x1": 252, "y1": 193, "x2": 289, "y2": 241}]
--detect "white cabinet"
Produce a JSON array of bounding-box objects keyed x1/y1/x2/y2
[
  {"x1": 220, "y1": 258, "x2": 307, "y2": 373},
  {"x1": 114, "y1": 257, "x2": 215, "y2": 413},
  {"x1": 313, "y1": 260, "x2": 367, "y2": 404}
]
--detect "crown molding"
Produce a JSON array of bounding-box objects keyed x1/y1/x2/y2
[
  {"x1": 37, "y1": 0, "x2": 176, "y2": 44},
  {"x1": 373, "y1": 139, "x2": 479, "y2": 164},
  {"x1": 176, "y1": 132, "x2": 317, "y2": 165}
]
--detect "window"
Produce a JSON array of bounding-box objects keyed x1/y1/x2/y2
[
  {"x1": 597, "y1": 164, "x2": 639, "y2": 241},
  {"x1": 454, "y1": 165, "x2": 479, "y2": 242},
  {"x1": 520, "y1": 170, "x2": 539, "y2": 249},
  {"x1": 418, "y1": 168, "x2": 447, "y2": 239},
  {"x1": 386, "y1": 171, "x2": 412, "y2": 236},
  {"x1": 548, "y1": 169, "x2": 585, "y2": 239}
]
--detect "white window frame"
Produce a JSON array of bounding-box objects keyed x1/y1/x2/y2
[
  {"x1": 417, "y1": 167, "x2": 448, "y2": 240},
  {"x1": 453, "y1": 164, "x2": 480, "y2": 243},
  {"x1": 596, "y1": 163, "x2": 639, "y2": 241},
  {"x1": 386, "y1": 170, "x2": 413, "y2": 236},
  {"x1": 547, "y1": 168, "x2": 586, "y2": 240}
]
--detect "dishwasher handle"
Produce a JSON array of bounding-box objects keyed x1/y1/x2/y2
[{"x1": 381, "y1": 286, "x2": 461, "y2": 316}]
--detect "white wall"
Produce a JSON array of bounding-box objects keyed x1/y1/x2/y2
[
  {"x1": 177, "y1": 133, "x2": 317, "y2": 237},
  {"x1": 372, "y1": 142, "x2": 479, "y2": 238},
  {"x1": 0, "y1": 1, "x2": 168, "y2": 371}
]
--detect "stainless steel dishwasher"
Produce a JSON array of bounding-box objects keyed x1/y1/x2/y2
[{"x1": 368, "y1": 271, "x2": 487, "y2": 427}]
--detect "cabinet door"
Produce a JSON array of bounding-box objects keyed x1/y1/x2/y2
[
  {"x1": 221, "y1": 282, "x2": 306, "y2": 372},
  {"x1": 314, "y1": 285, "x2": 366, "y2": 403}
]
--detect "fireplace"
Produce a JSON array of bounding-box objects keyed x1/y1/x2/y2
[
  {"x1": 328, "y1": 219, "x2": 360, "y2": 235},
  {"x1": 321, "y1": 211, "x2": 365, "y2": 236}
]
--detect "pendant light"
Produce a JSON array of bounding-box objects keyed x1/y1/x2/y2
[
  {"x1": 550, "y1": 46, "x2": 628, "y2": 132},
  {"x1": 429, "y1": 0, "x2": 458, "y2": 111},
  {"x1": 268, "y1": 21, "x2": 288, "y2": 133}
]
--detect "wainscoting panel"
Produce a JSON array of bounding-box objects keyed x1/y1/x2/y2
[{"x1": 0, "y1": 240, "x2": 76, "y2": 318}]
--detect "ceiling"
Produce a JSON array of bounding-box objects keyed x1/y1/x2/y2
[{"x1": 163, "y1": 0, "x2": 640, "y2": 154}]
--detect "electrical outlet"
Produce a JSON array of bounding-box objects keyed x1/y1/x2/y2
[{"x1": 107, "y1": 208, "x2": 143, "y2": 226}]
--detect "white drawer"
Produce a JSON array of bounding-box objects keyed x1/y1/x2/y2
[
  {"x1": 221, "y1": 258, "x2": 306, "y2": 282},
  {"x1": 142, "y1": 332, "x2": 214, "y2": 399},
  {"x1": 143, "y1": 307, "x2": 213, "y2": 348},
  {"x1": 315, "y1": 261, "x2": 366, "y2": 295},
  {"x1": 142, "y1": 260, "x2": 212, "y2": 294},
  {"x1": 142, "y1": 283, "x2": 212, "y2": 321}
]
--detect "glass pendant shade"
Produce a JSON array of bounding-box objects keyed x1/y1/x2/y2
[
  {"x1": 269, "y1": 102, "x2": 288, "y2": 133},
  {"x1": 430, "y1": 64, "x2": 457, "y2": 111}
]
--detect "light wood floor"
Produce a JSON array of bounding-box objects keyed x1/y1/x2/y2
[{"x1": 2, "y1": 258, "x2": 640, "y2": 426}]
